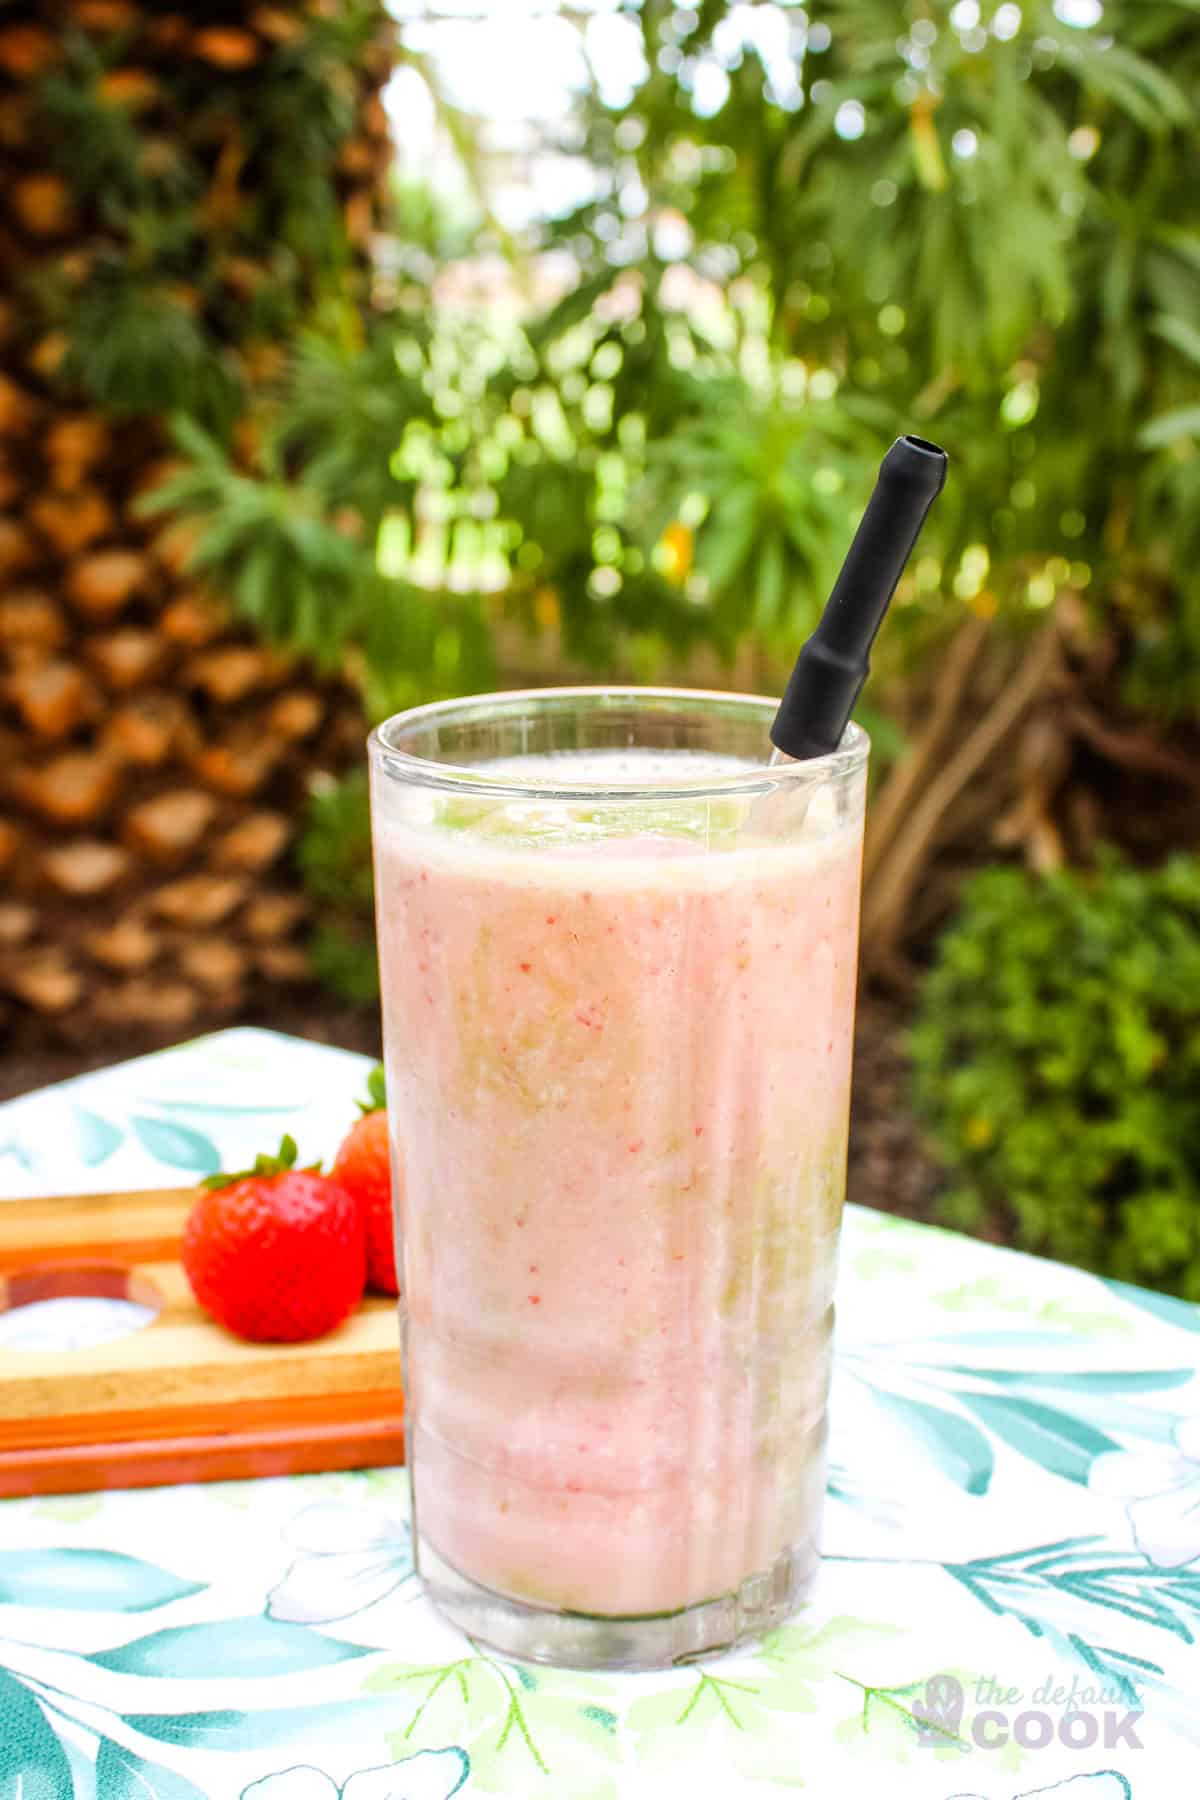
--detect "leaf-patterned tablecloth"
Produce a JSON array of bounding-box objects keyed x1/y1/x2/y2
[{"x1": 1, "y1": 1029, "x2": 1197, "y2": 1799}]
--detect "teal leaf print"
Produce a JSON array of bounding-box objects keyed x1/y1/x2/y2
[
  {"x1": 1062, "y1": 1639, "x2": 1164, "y2": 1712},
  {"x1": 125, "y1": 1699, "x2": 403, "y2": 1752},
  {"x1": 959, "y1": 1394, "x2": 1118, "y2": 1484},
  {"x1": 1020, "y1": 1391, "x2": 1181, "y2": 1446},
  {"x1": 0, "y1": 1671, "x2": 73, "y2": 1800},
  {"x1": 870, "y1": 1391, "x2": 995, "y2": 1495},
  {"x1": 1104, "y1": 1277, "x2": 1200, "y2": 1334},
  {"x1": 0, "y1": 1137, "x2": 33, "y2": 1172},
  {"x1": 944, "y1": 1366, "x2": 1193, "y2": 1395},
  {"x1": 0, "y1": 1548, "x2": 204, "y2": 1612},
  {"x1": 939, "y1": 1365, "x2": 1194, "y2": 1441},
  {"x1": 95, "y1": 1740, "x2": 208, "y2": 1800},
  {"x1": 72, "y1": 1107, "x2": 123, "y2": 1167},
  {"x1": 242, "y1": 1769, "x2": 336, "y2": 1800},
  {"x1": 826, "y1": 1461, "x2": 902, "y2": 1526},
  {"x1": 941, "y1": 1536, "x2": 1198, "y2": 1695},
  {"x1": 130, "y1": 1115, "x2": 220, "y2": 1175},
  {"x1": 91, "y1": 1616, "x2": 372, "y2": 1679}
]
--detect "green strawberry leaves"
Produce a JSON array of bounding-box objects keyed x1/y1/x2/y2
[
  {"x1": 202, "y1": 1134, "x2": 322, "y2": 1192},
  {"x1": 359, "y1": 1065, "x2": 387, "y2": 1115}
]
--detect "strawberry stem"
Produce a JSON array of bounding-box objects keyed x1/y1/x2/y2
[
  {"x1": 202, "y1": 1133, "x2": 309, "y2": 1190},
  {"x1": 358, "y1": 1063, "x2": 387, "y2": 1115}
]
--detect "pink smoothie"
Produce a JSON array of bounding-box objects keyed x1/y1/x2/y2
[{"x1": 375, "y1": 752, "x2": 862, "y2": 1619}]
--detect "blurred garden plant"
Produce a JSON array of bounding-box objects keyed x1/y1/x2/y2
[
  {"x1": 911, "y1": 855, "x2": 1200, "y2": 1299},
  {"x1": 141, "y1": 1, "x2": 1199, "y2": 984},
  {"x1": 529, "y1": 0, "x2": 1200, "y2": 695},
  {"x1": 155, "y1": 11, "x2": 1200, "y2": 664}
]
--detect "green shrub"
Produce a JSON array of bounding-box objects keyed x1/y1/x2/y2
[
  {"x1": 296, "y1": 771, "x2": 378, "y2": 1002},
  {"x1": 910, "y1": 855, "x2": 1200, "y2": 1298}
]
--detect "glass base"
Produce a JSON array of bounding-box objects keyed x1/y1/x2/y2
[{"x1": 416, "y1": 1533, "x2": 818, "y2": 1671}]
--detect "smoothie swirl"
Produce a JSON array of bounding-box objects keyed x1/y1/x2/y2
[{"x1": 375, "y1": 748, "x2": 862, "y2": 1619}]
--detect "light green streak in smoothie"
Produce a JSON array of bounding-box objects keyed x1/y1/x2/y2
[
  {"x1": 435, "y1": 792, "x2": 751, "y2": 848},
  {"x1": 455, "y1": 923, "x2": 585, "y2": 1117},
  {"x1": 718, "y1": 1141, "x2": 847, "y2": 1322}
]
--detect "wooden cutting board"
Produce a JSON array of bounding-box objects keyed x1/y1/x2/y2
[{"x1": 0, "y1": 1187, "x2": 405, "y2": 1498}]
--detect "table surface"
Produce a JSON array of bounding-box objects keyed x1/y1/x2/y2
[{"x1": 1, "y1": 1028, "x2": 1196, "y2": 1800}]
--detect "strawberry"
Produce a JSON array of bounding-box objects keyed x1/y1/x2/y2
[
  {"x1": 333, "y1": 1063, "x2": 400, "y2": 1296},
  {"x1": 183, "y1": 1135, "x2": 365, "y2": 1343}
]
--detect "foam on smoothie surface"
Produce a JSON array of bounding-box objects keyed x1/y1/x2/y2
[
  {"x1": 478, "y1": 749, "x2": 755, "y2": 783},
  {"x1": 387, "y1": 746, "x2": 850, "y2": 867}
]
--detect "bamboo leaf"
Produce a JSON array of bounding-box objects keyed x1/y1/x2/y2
[
  {"x1": 1138, "y1": 406, "x2": 1200, "y2": 450},
  {"x1": 1149, "y1": 314, "x2": 1200, "y2": 367}
]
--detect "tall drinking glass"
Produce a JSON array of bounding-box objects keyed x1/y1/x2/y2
[{"x1": 369, "y1": 689, "x2": 868, "y2": 1669}]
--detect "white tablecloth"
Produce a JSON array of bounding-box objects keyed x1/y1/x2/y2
[{"x1": 1, "y1": 1029, "x2": 1196, "y2": 1798}]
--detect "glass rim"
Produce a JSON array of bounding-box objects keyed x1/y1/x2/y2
[{"x1": 368, "y1": 687, "x2": 869, "y2": 801}]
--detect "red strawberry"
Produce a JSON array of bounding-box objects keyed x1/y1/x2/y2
[
  {"x1": 333, "y1": 1063, "x2": 400, "y2": 1296},
  {"x1": 183, "y1": 1135, "x2": 364, "y2": 1342}
]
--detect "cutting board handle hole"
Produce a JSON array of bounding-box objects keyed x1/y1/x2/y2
[{"x1": 0, "y1": 1264, "x2": 163, "y2": 1353}]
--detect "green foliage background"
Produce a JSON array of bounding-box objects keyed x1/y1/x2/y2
[
  {"x1": 30, "y1": 2, "x2": 1200, "y2": 1284},
  {"x1": 164, "y1": 0, "x2": 1196, "y2": 1027},
  {"x1": 142, "y1": 0, "x2": 1200, "y2": 716},
  {"x1": 911, "y1": 855, "x2": 1200, "y2": 1298}
]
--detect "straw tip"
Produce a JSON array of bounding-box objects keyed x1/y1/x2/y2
[
  {"x1": 900, "y1": 433, "x2": 947, "y2": 460},
  {"x1": 881, "y1": 434, "x2": 949, "y2": 498}
]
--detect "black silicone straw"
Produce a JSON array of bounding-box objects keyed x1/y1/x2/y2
[{"x1": 770, "y1": 434, "x2": 948, "y2": 762}]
